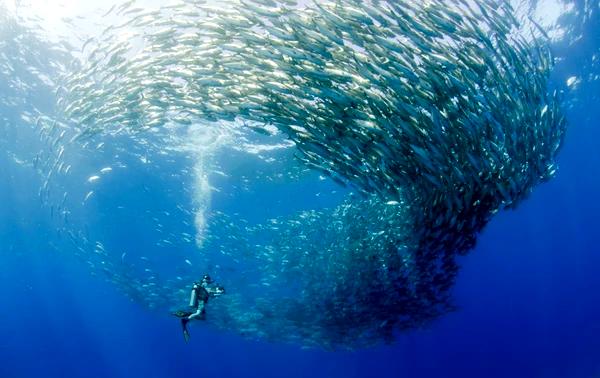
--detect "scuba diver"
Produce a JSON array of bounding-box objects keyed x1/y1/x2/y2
[{"x1": 173, "y1": 274, "x2": 225, "y2": 342}]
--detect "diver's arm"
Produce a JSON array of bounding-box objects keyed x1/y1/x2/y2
[{"x1": 207, "y1": 285, "x2": 225, "y2": 297}]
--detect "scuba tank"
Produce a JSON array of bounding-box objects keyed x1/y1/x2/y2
[{"x1": 189, "y1": 283, "x2": 200, "y2": 307}]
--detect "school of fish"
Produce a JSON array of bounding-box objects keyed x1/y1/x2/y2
[{"x1": 1, "y1": 0, "x2": 567, "y2": 349}]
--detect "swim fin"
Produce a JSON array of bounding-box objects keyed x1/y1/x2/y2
[
  {"x1": 181, "y1": 318, "x2": 190, "y2": 342},
  {"x1": 172, "y1": 310, "x2": 193, "y2": 318}
]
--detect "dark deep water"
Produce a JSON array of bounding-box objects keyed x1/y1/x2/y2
[{"x1": 1, "y1": 1, "x2": 600, "y2": 377}]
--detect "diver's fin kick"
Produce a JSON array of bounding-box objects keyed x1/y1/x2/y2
[{"x1": 181, "y1": 318, "x2": 190, "y2": 343}]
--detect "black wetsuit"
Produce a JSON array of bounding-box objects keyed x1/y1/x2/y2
[{"x1": 191, "y1": 285, "x2": 210, "y2": 309}]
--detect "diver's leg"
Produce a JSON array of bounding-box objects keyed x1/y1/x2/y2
[
  {"x1": 182, "y1": 303, "x2": 204, "y2": 342},
  {"x1": 188, "y1": 302, "x2": 206, "y2": 321}
]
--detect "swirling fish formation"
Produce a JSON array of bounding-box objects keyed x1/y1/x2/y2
[{"x1": 50, "y1": 0, "x2": 566, "y2": 349}]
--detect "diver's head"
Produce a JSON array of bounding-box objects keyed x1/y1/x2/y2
[{"x1": 200, "y1": 274, "x2": 213, "y2": 286}]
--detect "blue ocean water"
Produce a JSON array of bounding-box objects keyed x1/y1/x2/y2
[{"x1": 1, "y1": 1, "x2": 599, "y2": 378}]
